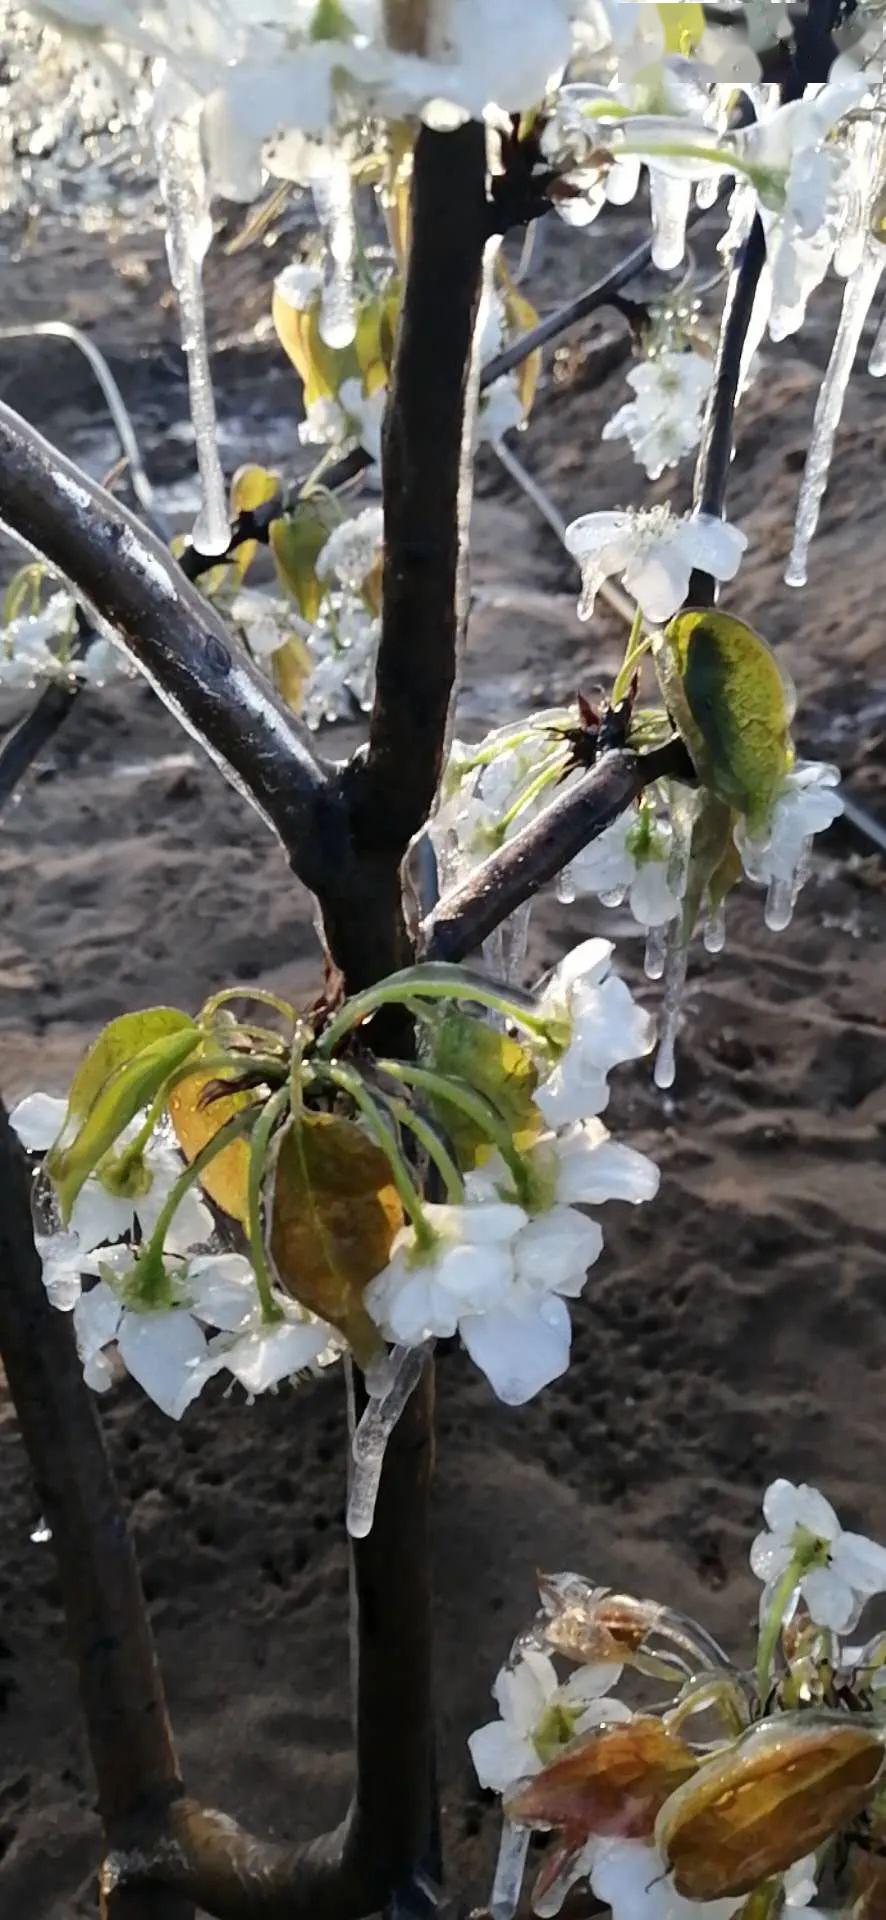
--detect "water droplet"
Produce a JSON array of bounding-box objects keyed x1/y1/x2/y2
[
  {"x1": 599, "y1": 885, "x2": 627, "y2": 909},
  {"x1": 30, "y1": 1516, "x2": 52, "y2": 1545},
  {"x1": 764, "y1": 874, "x2": 795, "y2": 932},
  {"x1": 703, "y1": 900, "x2": 726, "y2": 953}
]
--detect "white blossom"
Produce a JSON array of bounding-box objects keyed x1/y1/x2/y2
[
  {"x1": 468, "y1": 1646, "x2": 627, "y2": 1794},
  {"x1": 365, "y1": 1201, "x2": 528, "y2": 1345},
  {"x1": 300, "y1": 378, "x2": 385, "y2": 465},
  {"x1": 316, "y1": 506, "x2": 384, "y2": 593},
  {"x1": 564, "y1": 506, "x2": 747, "y2": 625},
  {"x1": 74, "y1": 1245, "x2": 335, "y2": 1417},
  {"x1": 602, "y1": 350, "x2": 713, "y2": 480},
  {"x1": 589, "y1": 1839, "x2": 743, "y2": 1920},
  {"x1": 570, "y1": 806, "x2": 682, "y2": 929},
  {"x1": 736, "y1": 762, "x2": 843, "y2": 889},
  {"x1": 10, "y1": 1093, "x2": 213, "y2": 1261},
  {"x1": 534, "y1": 939, "x2": 655, "y2": 1126},
  {"x1": 751, "y1": 1478, "x2": 886, "y2": 1632}
]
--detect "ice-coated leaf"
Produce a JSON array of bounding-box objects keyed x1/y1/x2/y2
[
  {"x1": 656, "y1": 1712, "x2": 885, "y2": 1900},
  {"x1": 681, "y1": 795, "x2": 743, "y2": 941},
  {"x1": 655, "y1": 611, "x2": 792, "y2": 834},
  {"x1": 270, "y1": 500, "x2": 339, "y2": 623},
  {"x1": 500, "y1": 272, "x2": 542, "y2": 418},
  {"x1": 424, "y1": 1011, "x2": 541, "y2": 1168},
  {"x1": 355, "y1": 282, "x2": 400, "y2": 395},
  {"x1": 272, "y1": 282, "x2": 360, "y2": 406},
  {"x1": 65, "y1": 1008, "x2": 195, "y2": 1130},
  {"x1": 167, "y1": 1070, "x2": 254, "y2": 1225},
  {"x1": 230, "y1": 463, "x2": 280, "y2": 581},
  {"x1": 271, "y1": 635, "x2": 314, "y2": 713},
  {"x1": 48, "y1": 1025, "x2": 201, "y2": 1222},
  {"x1": 508, "y1": 1716, "x2": 697, "y2": 1841},
  {"x1": 270, "y1": 1113, "x2": 403, "y2": 1364}
]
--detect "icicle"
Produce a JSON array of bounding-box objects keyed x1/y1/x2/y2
[
  {"x1": 649, "y1": 169, "x2": 691, "y2": 272},
  {"x1": 498, "y1": 901, "x2": 533, "y2": 983},
  {"x1": 347, "y1": 1344, "x2": 430, "y2": 1539},
  {"x1": 489, "y1": 1820, "x2": 531, "y2": 1920},
  {"x1": 599, "y1": 884, "x2": 627, "y2": 909},
  {"x1": 556, "y1": 866, "x2": 576, "y2": 905},
  {"x1": 531, "y1": 1844, "x2": 585, "y2": 1919},
  {"x1": 869, "y1": 307, "x2": 886, "y2": 375},
  {"x1": 785, "y1": 244, "x2": 884, "y2": 588},
  {"x1": 310, "y1": 147, "x2": 357, "y2": 349},
  {"x1": 654, "y1": 934, "x2": 690, "y2": 1090},
  {"x1": 764, "y1": 875, "x2": 795, "y2": 931},
  {"x1": 154, "y1": 101, "x2": 229, "y2": 558},
  {"x1": 644, "y1": 923, "x2": 668, "y2": 979},
  {"x1": 703, "y1": 899, "x2": 726, "y2": 953}
]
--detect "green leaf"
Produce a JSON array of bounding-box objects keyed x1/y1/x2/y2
[
  {"x1": 654, "y1": 610, "x2": 792, "y2": 834},
  {"x1": 270, "y1": 501, "x2": 339, "y2": 623},
  {"x1": 270, "y1": 1113, "x2": 403, "y2": 1364},
  {"x1": 423, "y1": 1011, "x2": 541, "y2": 1168},
  {"x1": 48, "y1": 1024, "x2": 200, "y2": 1222},
  {"x1": 65, "y1": 1008, "x2": 195, "y2": 1130},
  {"x1": 681, "y1": 794, "x2": 743, "y2": 941}
]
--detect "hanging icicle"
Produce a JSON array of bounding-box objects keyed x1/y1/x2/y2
[
  {"x1": 649, "y1": 169, "x2": 691, "y2": 272},
  {"x1": 785, "y1": 241, "x2": 884, "y2": 588},
  {"x1": 347, "y1": 1343, "x2": 431, "y2": 1539},
  {"x1": 654, "y1": 932, "x2": 690, "y2": 1090},
  {"x1": 488, "y1": 1819, "x2": 531, "y2": 1920},
  {"x1": 310, "y1": 146, "x2": 358, "y2": 349},
  {"x1": 154, "y1": 90, "x2": 230, "y2": 557},
  {"x1": 868, "y1": 306, "x2": 886, "y2": 376}
]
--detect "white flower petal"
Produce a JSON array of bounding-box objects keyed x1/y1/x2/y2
[
  {"x1": 834, "y1": 1531, "x2": 886, "y2": 1597},
  {"x1": 468, "y1": 1718, "x2": 537, "y2": 1793},
  {"x1": 460, "y1": 1293, "x2": 572, "y2": 1405},
  {"x1": 223, "y1": 1318, "x2": 330, "y2": 1394},
  {"x1": 514, "y1": 1205, "x2": 602, "y2": 1296},
  {"x1": 495, "y1": 1648, "x2": 558, "y2": 1732},
  {"x1": 116, "y1": 1309, "x2": 209, "y2": 1421},
  {"x1": 799, "y1": 1565, "x2": 855, "y2": 1631},
  {"x1": 749, "y1": 1530, "x2": 794, "y2": 1583},
  {"x1": 554, "y1": 1128, "x2": 660, "y2": 1206},
  {"x1": 187, "y1": 1253, "x2": 259, "y2": 1331},
  {"x1": 74, "y1": 1280, "x2": 122, "y2": 1365},
  {"x1": 9, "y1": 1091, "x2": 67, "y2": 1152}
]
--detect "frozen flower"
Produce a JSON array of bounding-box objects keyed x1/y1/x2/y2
[
  {"x1": 564, "y1": 506, "x2": 747, "y2": 625},
  {"x1": 736, "y1": 762, "x2": 843, "y2": 890},
  {"x1": 365, "y1": 1201, "x2": 528, "y2": 1345},
  {"x1": 589, "y1": 1839, "x2": 742, "y2": 1920},
  {"x1": 469, "y1": 1118, "x2": 659, "y2": 1225},
  {"x1": 460, "y1": 1285, "x2": 575, "y2": 1404},
  {"x1": 230, "y1": 588, "x2": 306, "y2": 658},
  {"x1": 316, "y1": 506, "x2": 384, "y2": 593},
  {"x1": 751, "y1": 1478, "x2": 886, "y2": 1632},
  {"x1": 570, "y1": 806, "x2": 682, "y2": 929},
  {"x1": 300, "y1": 601, "x2": 380, "y2": 728},
  {"x1": 534, "y1": 940, "x2": 655, "y2": 1126},
  {"x1": 300, "y1": 378, "x2": 386, "y2": 466},
  {"x1": 11, "y1": 1092, "x2": 212, "y2": 1261},
  {"x1": 477, "y1": 373, "x2": 526, "y2": 446},
  {"x1": 0, "y1": 591, "x2": 77, "y2": 687},
  {"x1": 469, "y1": 1646, "x2": 627, "y2": 1794},
  {"x1": 602, "y1": 350, "x2": 713, "y2": 480},
  {"x1": 74, "y1": 1245, "x2": 334, "y2": 1417}
]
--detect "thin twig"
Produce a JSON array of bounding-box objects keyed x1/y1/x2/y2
[
  {"x1": 688, "y1": 212, "x2": 767, "y2": 604},
  {"x1": 0, "y1": 321, "x2": 159, "y2": 523},
  {"x1": 0, "y1": 401, "x2": 339, "y2": 893},
  {"x1": 423, "y1": 740, "x2": 692, "y2": 961}
]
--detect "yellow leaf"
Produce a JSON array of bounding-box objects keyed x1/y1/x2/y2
[
  {"x1": 658, "y1": 2, "x2": 704, "y2": 53},
  {"x1": 230, "y1": 463, "x2": 280, "y2": 581},
  {"x1": 499, "y1": 262, "x2": 542, "y2": 417},
  {"x1": 656, "y1": 1713, "x2": 885, "y2": 1900},
  {"x1": 272, "y1": 635, "x2": 313, "y2": 713},
  {"x1": 167, "y1": 1070, "x2": 254, "y2": 1225},
  {"x1": 655, "y1": 610, "x2": 793, "y2": 834},
  {"x1": 270, "y1": 1113, "x2": 402, "y2": 1364},
  {"x1": 510, "y1": 1716, "x2": 697, "y2": 1841}
]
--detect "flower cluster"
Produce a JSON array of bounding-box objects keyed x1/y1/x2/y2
[
  {"x1": 0, "y1": 586, "x2": 127, "y2": 692},
  {"x1": 471, "y1": 1480, "x2": 886, "y2": 1920}
]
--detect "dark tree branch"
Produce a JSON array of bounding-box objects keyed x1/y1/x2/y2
[
  {"x1": 423, "y1": 739, "x2": 692, "y2": 961},
  {"x1": 0, "y1": 1103, "x2": 193, "y2": 1920},
  {"x1": 350, "y1": 121, "x2": 489, "y2": 854},
  {"x1": 688, "y1": 212, "x2": 767, "y2": 605},
  {"x1": 0, "y1": 401, "x2": 345, "y2": 892}
]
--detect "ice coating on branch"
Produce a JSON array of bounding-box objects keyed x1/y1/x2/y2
[
  {"x1": 653, "y1": 934, "x2": 689, "y2": 1091},
  {"x1": 310, "y1": 146, "x2": 357, "y2": 350},
  {"x1": 347, "y1": 1342, "x2": 429, "y2": 1539},
  {"x1": 869, "y1": 307, "x2": 886, "y2": 376},
  {"x1": 489, "y1": 1820, "x2": 530, "y2": 1920},
  {"x1": 154, "y1": 91, "x2": 229, "y2": 557},
  {"x1": 785, "y1": 243, "x2": 884, "y2": 588},
  {"x1": 649, "y1": 168, "x2": 691, "y2": 272}
]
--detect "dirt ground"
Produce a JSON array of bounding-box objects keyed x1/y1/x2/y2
[{"x1": 1, "y1": 200, "x2": 885, "y2": 1916}]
